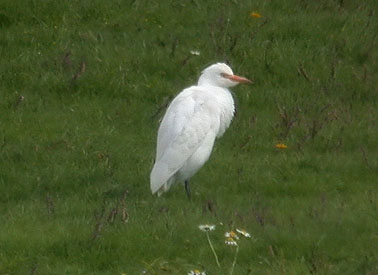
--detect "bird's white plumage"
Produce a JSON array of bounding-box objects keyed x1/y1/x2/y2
[{"x1": 150, "y1": 63, "x2": 248, "y2": 196}]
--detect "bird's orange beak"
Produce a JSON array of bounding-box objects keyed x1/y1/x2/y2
[{"x1": 223, "y1": 73, "x2": 252, "y2": 84}]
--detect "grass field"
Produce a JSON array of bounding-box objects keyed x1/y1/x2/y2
[{"x1": 1, "y1": 0, "x2": 377, "y2": 274}]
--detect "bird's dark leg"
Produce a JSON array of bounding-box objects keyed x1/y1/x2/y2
[{"x1": 185, "y1": 180, "x2": 191, "y2": 200}]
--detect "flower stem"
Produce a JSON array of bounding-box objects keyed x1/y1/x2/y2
[
  {"x1": 230, "y1": 245, "x2": 239, "y2": 275},
  {"x1": 206, "y1": 231, "x2": 221, "y2": 267}
]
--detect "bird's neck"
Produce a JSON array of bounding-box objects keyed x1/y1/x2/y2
[{"x1": 198, "y1": 75, "x2": 217, "y2": 87}]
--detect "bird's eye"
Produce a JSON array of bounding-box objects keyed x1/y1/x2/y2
[{"x1": 221, "y1": 72, "x2": 231, "y2": 79}]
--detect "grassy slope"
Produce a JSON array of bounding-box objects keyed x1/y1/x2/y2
[{"x1": 1, "y1": 0, "x2": 377, "y2": 274}]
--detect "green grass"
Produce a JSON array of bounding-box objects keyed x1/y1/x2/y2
[{"x1": 1, "y1": 0, "x2": 377, "y2": 274}]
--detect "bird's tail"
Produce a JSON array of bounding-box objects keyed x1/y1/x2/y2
[{"x1": 150, "y1": 161, "x2": 176, "y2": 195}]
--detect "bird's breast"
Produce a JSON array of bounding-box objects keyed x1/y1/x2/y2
[{"x1": 214, "y1": 89, "x2": 235, "y2": 138}]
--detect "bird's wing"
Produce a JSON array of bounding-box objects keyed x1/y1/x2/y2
[{"x1": 150, "y1": 88, "x2": 219, "y2": 194}]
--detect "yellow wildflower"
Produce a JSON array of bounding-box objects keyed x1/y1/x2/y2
[
  {"x1": 275, "y1": 143, "x2": 288, "y2": 149},
  {"x1": 250, "y1": 12, "x2": 262, "y2": 18},
  {"x1": 225, "y1": 231, "x2": 239, "y2": 240}
]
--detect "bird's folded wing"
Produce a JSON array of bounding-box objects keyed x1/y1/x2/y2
[{"x1": 150, "y1": 95, "x2": 217, "y2": 194}]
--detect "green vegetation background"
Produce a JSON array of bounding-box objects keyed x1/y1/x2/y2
[{"x1": 1, "y1": 0, "x2": 377, "y2": 274}]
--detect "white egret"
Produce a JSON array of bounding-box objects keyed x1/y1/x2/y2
[{"x1": 150, "y1": 63, "x2": 251, "y2": 198}]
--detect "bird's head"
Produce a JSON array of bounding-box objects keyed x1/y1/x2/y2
[{"x1": 198, "y1": 63, "x2": 252, "y2": 88}]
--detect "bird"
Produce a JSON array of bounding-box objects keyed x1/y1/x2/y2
[{"x1": 150, "y1": 63, "x2": 251, "y2": 198}]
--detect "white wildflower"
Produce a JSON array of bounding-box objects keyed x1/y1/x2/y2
[
  {"x1": 190, "y1": 50, "x2": 200, "y2": 56},
  {"x1": 225, "y1": 237, "x2": 238, "y2": 246},
  {"x1": 236, "y1": 228, "x2": 251, "y2": 238},
  {"x1": 198, "y1": 224, "x2": 215, "y2": 232},
  {"x1": 188, "y1": 269, "x2": 206, "y2": 275}
]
